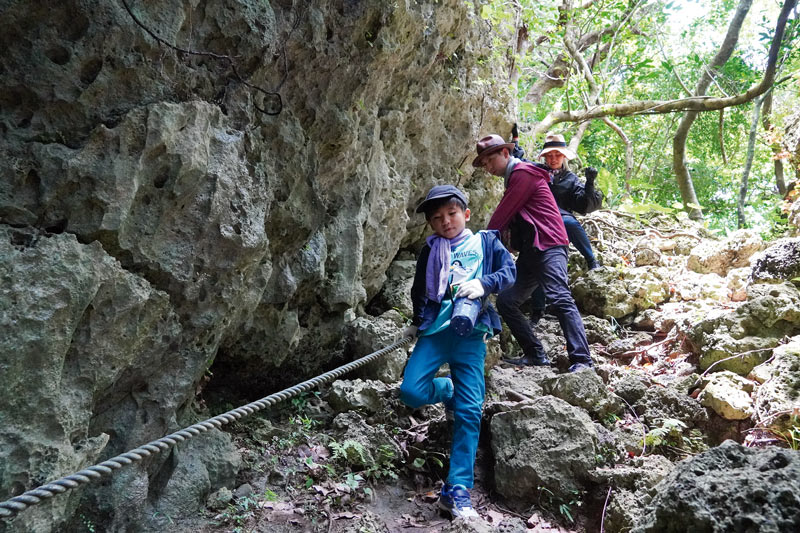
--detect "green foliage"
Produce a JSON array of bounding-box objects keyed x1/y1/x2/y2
[
  {"x1": 642, "y1": 418, "x2": 707, "y2": 457},
  {"x1": 329, "y1": 439, "x2": 399, "y2": 480},
  {"x1": 505, "y1": 0, "x2": 800, "y2": 235},
  {"x1": 330, "y1": 439, "x2": 372, "y2": 468},
  {"x1": 537, "y1": 487, "x2": 584, "y2": 525},
  {"x1": 771, "y1": 414, "x2": 800, "y2": 450},
  {"x1": 643, "y1": 418, "x2": 687, "y2": 449}
]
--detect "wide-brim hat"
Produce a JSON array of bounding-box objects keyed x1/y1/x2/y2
[
  {"x1": 415, "y1": 184, "x2": 468, "y2": 213},
  {"x1": 537, "y1": 132, "x2": 577, "y2": 160},
  {"x1": 472, "y1": 134, "x2": 516, "y2": 167}
]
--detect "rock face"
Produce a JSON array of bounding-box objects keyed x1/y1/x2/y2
[
  {"x1": 0, "y1": 0, "x2": 513, "y2": 530},
  {"x1": 686, "y1": 230, "x2": 764, "y2": 276},
  {"x1": 634, "y1": 441, "x2": 800, "y2": 532},
  {"x1": 750, "y1": 238, "x2": 800, "y2": 283},
  {"x1": 490, "y1": 396, "x2": 599, "y2": 502},
  {"x1": 571, "y1": 266, "x2": 670, "y2": 319},
  {"x1": 688, "y1": 282, "x2": 800, "y2": 374},
  {"x1": 751, "y1": 337, "x2": 800, "y2": 432}
]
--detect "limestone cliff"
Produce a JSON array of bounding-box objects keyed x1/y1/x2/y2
[{"x1": 0, "y1": 1, "x2": 514, "y2": 530}]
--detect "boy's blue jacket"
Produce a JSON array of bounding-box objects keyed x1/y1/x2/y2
[{"x1": 410, "y1": 230, "x2": 516, "y2": 335}]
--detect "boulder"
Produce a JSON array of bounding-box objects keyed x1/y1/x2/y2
[
  {"x1": 749, "y1": 237, "x2": 800, "y2": 284},
  {"x1": 671, "y1": 271, "x2": 728, "y2": 302},
  {"x1": 633, "y1": 386, "x2": 708, "y2": 429},
  {"x1": 590, "y1": 455, "x2": 674, "y2": 533},
  {"x1": 686, "y1": 230, "x2": 764, "y2": 276},
  {"x1": 610, "y1": 373, "x2": 651, "y2": 405},
  {"x1": 572, "y1": 266, "x2": 670, "y2": 319},
  {"x1": 633, "y1": 441, "x2": 800, "y2": 532},
  {"x1": 145, "y1": 429, "x2": 241, "y2": 527},
  {"x1": 582, "y1": 315, "x2": 619, "y2": 345},
  {"x1": 751, "y1": 338, "x2": 800, "y2": 432},
  {"x1": 347, "y1": 311, "x2": 408, "y2": 383},
  {"x1": 542, "y1": 371, "x2": 625, "y2": 420},
  {"x1": 490, "y1": 396, "x2": 599, "y2": 502},
  {"x1": 688, "y1": 282, "x2": 800, "y2": 374},
  {"x1": 697, "y1": 371, "x2": 755, "y2": 420},
  {"x1": 485, "y1": 366, "x2": 550, "y2": 404},
  {"x1": 326, "y1": 379, "x2": 392, "y2": 415}
]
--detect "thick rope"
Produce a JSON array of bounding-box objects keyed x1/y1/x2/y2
[{"x1": 0, "y1": 336, "x2": 413, "y2": 520}]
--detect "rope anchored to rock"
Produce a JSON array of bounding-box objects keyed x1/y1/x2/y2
[{"x1": 0, "y1": 336, "x2": 413, "y2": 520}]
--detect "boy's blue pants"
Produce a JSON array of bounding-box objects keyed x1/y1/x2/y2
[{"x1": 399, "y1": 327, "x2": 486, "y2": 488}]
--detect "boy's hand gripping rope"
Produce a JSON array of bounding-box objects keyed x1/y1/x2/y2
[{"x1": 0, "y1": 336, "x2": 413, "y2": 520}]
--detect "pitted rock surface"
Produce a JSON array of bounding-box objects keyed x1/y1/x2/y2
[
  {"x1": 327, "y1": 379, "x2": 392, "y2": 415},
  {"x1": 490, "y1": 396, "x2": 599, "y2": 502},
  {"x1": 572, "y1": 266, "x2": 670, "y2": 319},
  {"x1": 751, "y1": 337, "x2": 800, "y2": 431},
  {"x1": 686, "y1": 229, "x2": 764, "y2": 276},
  {"x1": 689, "y1": 282, "x2": 800, "y2": 374},
  {"x1": 0, "y1": 0, "x2": 513, "y2": 529},
  {"x1": 633, "y1": 385, "x2": 708, "y2": 429},
  {"x1": 542, "y1": 370, "x2": 625, "y2": 419},
  {"x1": 750, "y1": 237, "x2": 800, "y2": 284},
  {"x1": 697, "y1": 371, "x2": 755, "y2": 420},
  {"x1": 633, "y1": 441, "x2": 800, "y2": 532}
]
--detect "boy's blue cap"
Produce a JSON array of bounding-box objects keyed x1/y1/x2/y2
[{"x1": 415, "y1": 185, "x2": 468, "y2": 213}]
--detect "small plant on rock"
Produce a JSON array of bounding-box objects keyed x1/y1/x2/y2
[{"x1": 536, "y1": 486, "x2": 584, "y2": 525}]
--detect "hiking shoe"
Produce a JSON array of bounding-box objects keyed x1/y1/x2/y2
[
  {"x1": 438, "y1": 483, "x2": 479, "y2": 520},
  {"x1": 529, "y1": 308, "x2": 545, "y2": 325},
  {"x1": 569, "y1": 361, "x2": 594, "y2": 373},
  {"x1": 503, "y1": 353, "x2": 551, "y2": 367}
]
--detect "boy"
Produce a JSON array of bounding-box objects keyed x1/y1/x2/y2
[{"x1": 400, "y1": 185, "x2": 516, "y2": 519}]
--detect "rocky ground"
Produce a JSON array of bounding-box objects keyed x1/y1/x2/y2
[{"x1": 152, "y1": 210, "x2": 800, "y2": 533}]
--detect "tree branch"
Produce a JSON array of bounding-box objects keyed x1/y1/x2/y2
[{"x1": 530, "y1": 0, "x2": 796, "y2": 132}]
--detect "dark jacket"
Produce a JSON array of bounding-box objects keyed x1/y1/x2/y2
[
  {"x1": 410, "y1": 230, "x2": 516, "y2": 335},
  {"x1": 511, "y1": 143, "x2": 602, "y2": 217},
  {"x1": 533, "y1": 163, "x2": 602, "y2": 217}
]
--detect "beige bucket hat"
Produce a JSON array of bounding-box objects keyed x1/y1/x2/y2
[{"x1": 537, "y1": 132, "x2": 577, "y2": 160}]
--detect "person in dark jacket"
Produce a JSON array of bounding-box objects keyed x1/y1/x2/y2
[
  {"x1": 512, "y1": 128, "x2": 602, "y2": 270},
  {"x1": 400, "y1": 185, "x2": 516, "y2": 520},
  {"x1": 473, "y1": 134, "x2": 594, "y2": 372}
]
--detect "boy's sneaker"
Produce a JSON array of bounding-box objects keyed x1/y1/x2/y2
[{"x1": 438, "y1": 483, "x2": 479, "y2": 520}]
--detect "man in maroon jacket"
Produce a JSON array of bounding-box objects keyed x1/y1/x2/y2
[{"x1": 473, "y1": 134, "x2": 593, "y2": 372}]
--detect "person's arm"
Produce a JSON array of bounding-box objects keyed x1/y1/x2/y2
[
  {"x1": 568, "y1": 168, "x2": 602, "y2": 214},
  {"x1": 582, "y1": 167, "x2": 603, "y2": 213},
  {"x1": 476, "y1": 231, "x2": 517, "y2": 294},
  {"x1": 487, "y1": 166, "x2": 547, "y2": 231},
  {"x1": 410, "y1": 246, "x2": 430, "y2": 326}
]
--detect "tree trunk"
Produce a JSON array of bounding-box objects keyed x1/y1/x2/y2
[
  {"x1": 672, "y1": 0, "x2": 754, "y2": 220},
  {"x1": 761, "y1": 90, "x2": 787, "y2": 195},
  {"x1": 738, "y1": 97, "x2": 763, "y2": 228}
]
